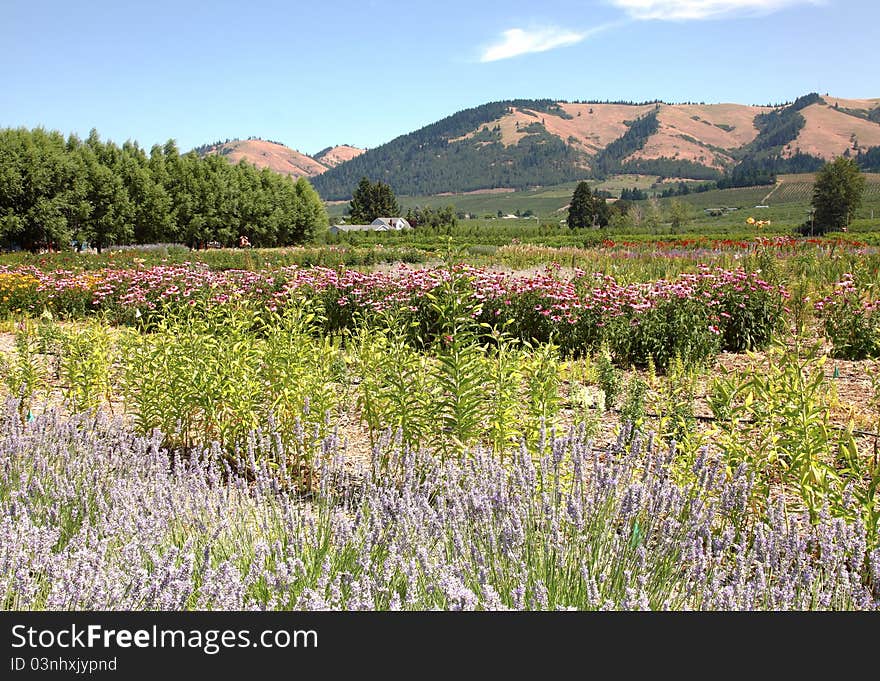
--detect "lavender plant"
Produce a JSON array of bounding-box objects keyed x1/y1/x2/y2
[{"x1": 2, "y1": 400, "x2": 877, "y2": 611}]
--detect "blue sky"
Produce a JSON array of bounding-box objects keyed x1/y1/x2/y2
[{"x1": 3, "y1": 0, "x2": 876, "y2": 156}]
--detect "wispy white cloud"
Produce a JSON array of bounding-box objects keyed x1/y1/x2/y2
[
  {"x1": 480, "y1": 25, "x2": 609, "y2": 63},
  {"x1": 478, "y1": 1, "x2": 820, "y2": 63},
  {"x1": 609, "y1": 0, "x2": 822, "y2": 21}
]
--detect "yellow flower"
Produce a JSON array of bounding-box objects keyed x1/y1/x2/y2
[{"x1": 746, "y1": 217, "x2": 755, "y2": 225}]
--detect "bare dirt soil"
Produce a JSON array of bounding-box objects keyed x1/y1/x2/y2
[
  {"x1": 313, "y1": 145, "x2": 364, "y2": 168},
  {"x1": 450, "y1": 102, "x2": 772, "y2": 171},
  {"x1": 204, "y1": 139, "x2": 328, "y2": 178}
]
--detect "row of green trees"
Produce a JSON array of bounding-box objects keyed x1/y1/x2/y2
[
  {"x1": 404, "y1": 205, "x2": 457, "y2": 229},
  {"x1": 0, "y1": 127, "x2": 328, "y2": 252}
]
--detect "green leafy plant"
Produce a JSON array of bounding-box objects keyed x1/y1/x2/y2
[
  {"x1": 1, "y1": 321, "x2": 46, "y2": 420},
  {"x1": 120, "y1": 301, "x2": 340, "y2": 485},
  {"x1": 595, "y1": 347, "x2": 621, "y2": 411},
  {"x1": 433, "y1": 339, "x2": 485, "y2": 457},
  {"x1": 58, "y1": 324, "x2": 115, "y2": 413},
  {"x1": 425, "y1": 274, "x2": 487, "y2": 458},
  {"x1": 619, "y1": 374, "x2": 648, "y2": 442},
  {"x1": 373, "y1": 326, "x2": 432, "y2": 452},
  {"x1": 354, "y1": 326, "x2": 390, "y2": 450},
  {"x1": 708, "y1": 341, "x2": 875, "y2": 539},
  {"x1": 522, "y1": 340, "x2": 561, "y2": 449},
  {"x1": 648, "y1": 354, "x2": 699, "y2": 447},
  {"x1": 261, "y1": 301, "x2": 342, "y2": 442},
  {"x1": 485, "y1": 326, "x2": 523, "y2": 458}
]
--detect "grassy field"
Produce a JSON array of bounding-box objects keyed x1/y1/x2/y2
[
  {"x1": 662, "y1": 174, "x2": 880, "y2": 231},
  {"x1": 327, "y1": 174, "x2": 880, "y2": 233},
  {"x1": 668, "y1": 173, "x2": 880, "y2": 210},
  {"x1": 327, "y1": 175, "x2": 664, "y2": 220},
  {"x1": 327, "y1": 183, "x2": 579, "y2": 220}
]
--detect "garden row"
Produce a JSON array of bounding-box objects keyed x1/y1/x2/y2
[
  {"x1": 1, "y1": 235, "x2": 875, "y2": 276},
  {"x1": 0, "y1": 262, "x2": 790, "y2": 368},
  {"x1": 5, "y1": 303, "x2": 879, "y2": 546},
  {"x1": 5, "y1": 254, "x2": 880, "y2": 360}
]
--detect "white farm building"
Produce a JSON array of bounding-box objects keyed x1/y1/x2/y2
[{"x1": 328, "y1": 217, "x2": 412, "y2": 235}]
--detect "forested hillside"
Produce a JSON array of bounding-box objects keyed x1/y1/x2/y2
[
  {"x1": 310, "y1": 95, "x2": 880, "y2": 199},
  {"x1": 311, "y1": 100, "x2": 585, "y2": 199},
  {"x1": 718, "y1": 94, "x2": 828, "y2": 187}
]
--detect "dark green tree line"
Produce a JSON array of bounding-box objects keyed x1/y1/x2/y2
[
  {"x1": 855, "y1": 146, "x2": 880, "y2": 172},
  {"x1": 404, "y1": 204, "x2": 456, "y2": 228},
  {"x1": 0, "y1": 127, "x2": 328, "y2": 251}
]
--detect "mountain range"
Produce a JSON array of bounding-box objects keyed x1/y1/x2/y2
[{"x1": 194, "y1": 94, "x2": 880, "y2": 199}]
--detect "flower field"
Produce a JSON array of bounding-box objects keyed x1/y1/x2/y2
[
  {"x1": 2, "y1": 238, "x2": 880, "y2": 610},
  {"x1": 0, "y1": 261, "x2": 788, "y2": 366}
]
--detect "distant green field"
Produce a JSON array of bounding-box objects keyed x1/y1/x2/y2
[
  {"x1": 658, "y1": 173, "x2": 880, "y2": 230},
  {"x1": 326, "y1": 175, "x2": 664, "y2": 219},
  {"x1": 668, "y1": 185, "x2": 773, "y2": 210},
  {"x1": 679, "y1": 173, "x2": 880, "y2": 210},
  {"x1": 327, "y1": 184, "x2": 577, "y2": 220},
  {"x1": 325, "y1": 173, "x2": 880, "y2": 231}
]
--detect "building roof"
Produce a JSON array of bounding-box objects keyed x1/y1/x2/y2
[
  {"x1": 372, "y1": 217, "x2": 411, "y2": 229},
  {"x1": 330, "y1": 217, "x2": 411, "y2": 232},
  {"x1": 329, "y1": 224, "x2": 380, "y2": 232}
]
